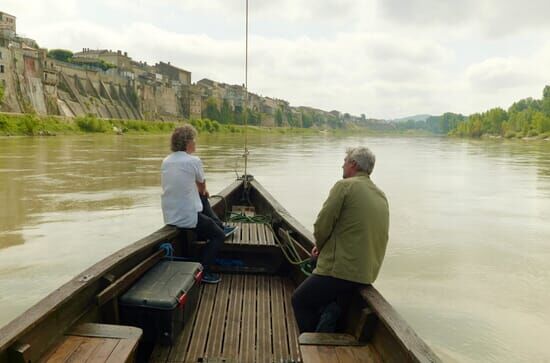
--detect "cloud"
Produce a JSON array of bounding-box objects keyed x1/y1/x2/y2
[
  {"x1": 377, "y1": 0, "x2": 550, "y2": 37},
  {"x1": 3, "y1": 0, "x2": 550, "y2": 118},
  {"x1": 465, "y1": 58, "x2": 537, "y2": 91}
]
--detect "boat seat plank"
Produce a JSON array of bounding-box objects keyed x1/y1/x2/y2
[
  {"x1": 42, "y1": 323, "x2": 141, "y2": 363},
  {"x1": 221, "y1": 274, "x2": 244, "y2": 360},
  {"x1": 225, "y1": 223, "x2": 277, "y2": 246},
  {"x1": 239, "y1": 274, "x2": 257, "y2": 363},
  {"x1": 300, "y1": 344, "x2": 381, "y2": 363},
  {"x1": 184, "y1": 283, "x2": 217, "y2": 362},
  {"x1": 149, "y1": 274, "x2": 300, "y2": 363},
  {"x1": 271, "y1": 276, "x2": 289, "y2": 361},
  {"x1": 283, "y1": 278, "x2": 301, "y2": 360},
  {"x1": 255, "y1": 275, "x2": 271, "y2": 363},
  {"x1": 205, "y1": 273, "x2": 231, "y2": 357}
]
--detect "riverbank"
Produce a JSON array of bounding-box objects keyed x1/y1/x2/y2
[{"x1": 0, "y1": 112, "x2": 381, "y2": 137}]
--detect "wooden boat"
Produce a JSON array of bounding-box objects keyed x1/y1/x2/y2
[{"x1": 0, "y1": 177, "x2": 441, "y2": 363}]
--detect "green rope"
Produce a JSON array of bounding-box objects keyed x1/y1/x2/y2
[
  {"x1": 228, "y1": 212, "x2": 271, "y2": 224},
  {"x1": 227, "y1": 212, "x2": 314, "y2": 276}
]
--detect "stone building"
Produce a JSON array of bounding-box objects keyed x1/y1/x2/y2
[
  {"x1": 0, "y1": 11, "x2": 16, "y2": 40},
  {"x1": 73, "y1": 49, "x2": 133, "y2": 70},
  {"x1": 155, "y1": 61, "x2": 191, "y2": 86}
]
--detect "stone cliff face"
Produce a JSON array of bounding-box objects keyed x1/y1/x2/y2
[{"x1": 0, "y1": 44, "x2": 196, "y2": 121}]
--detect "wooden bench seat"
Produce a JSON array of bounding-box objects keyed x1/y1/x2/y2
[
  {"x1": 299, "y1": 333, "x2": 381, "y2": 363},
  {"x1": 224, "y1": 222, "x2": 276, "y2": 246},
  {"x1": 42, "y1": 323, "x2": 141, "y2": 363}
]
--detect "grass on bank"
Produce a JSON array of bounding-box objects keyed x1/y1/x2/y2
[
  {"x1": 0, "y1": 113, "x2": 358, "y2": 137},
  {"x1": 0, "y1": 114, "x2": 237, "y2": 136}
]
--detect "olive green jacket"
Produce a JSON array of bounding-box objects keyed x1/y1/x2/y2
[{"x1": 313, "y1": 172, "x2": 389, "y2": 284}]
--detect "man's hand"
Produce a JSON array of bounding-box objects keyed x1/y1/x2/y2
[
  {"x1": 197, "y1": 181, "x2": 209, "y2": 197},
  {"x1": 311, "y1": 246, "x2": 319, "y2": 257}
]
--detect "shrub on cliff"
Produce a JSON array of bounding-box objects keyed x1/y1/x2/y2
[
  {"x1": 48, "y1": 49, "x2": 74, "y2": 63},
  {"x1": 76, "y1": 115, "x2": 109, "y2": 133}
]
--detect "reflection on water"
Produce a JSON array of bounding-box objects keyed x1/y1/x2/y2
[{"x1": 1, "y1": 134, "x2": 550, "y2": 362}]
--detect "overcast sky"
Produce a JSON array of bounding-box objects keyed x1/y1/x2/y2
[{"x1": 3, "y1": 0, "x2": 550, "y2": 119}]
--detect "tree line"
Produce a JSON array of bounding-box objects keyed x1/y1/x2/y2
[
  {"x1": 202, "y1": 97, "x2": 347, "y2": 129},
  {"x1": 450, "y1": 86, "x2": 550, "y2": 138}
]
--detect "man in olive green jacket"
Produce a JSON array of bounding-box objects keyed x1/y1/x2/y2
[{"x1": 292, "y1": 146, "x2": 389, "y2": 333}]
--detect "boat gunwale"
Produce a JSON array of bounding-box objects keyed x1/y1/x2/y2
[
  {"x1": 0, "y1": 180, "x2": 243, "y2": 355},
  {"x1": 250, "y1": 178, "x2": 441, "y2": 363}
]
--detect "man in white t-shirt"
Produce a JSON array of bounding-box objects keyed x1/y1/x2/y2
[{"x1": 161, "y1": 125, "x2": 235, "y2": 284}]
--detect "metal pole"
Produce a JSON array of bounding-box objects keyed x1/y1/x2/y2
[{"x1": 243, "y1": 0, "x2": 249, "y2": 185}]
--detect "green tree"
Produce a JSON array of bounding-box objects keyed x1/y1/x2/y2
[
  {"x1": 483, "y1": 108, "x2": 507, "y2": 134},
  {"x1": 301, "y1": 112, "x2": 313, "y2": 128},
  {"x1": 542, "y1": 85, "x2": 550, "y2": 116},
  {"x1": 533, "y1": 112, "x2": 550, "y2": 133},
  {"x1": 48, "y1": 49, "x2": 74, "y2": 63},
  {"x1": 275, "y1": 107, "x2": 283, "y2": 127},
  {"x1": 204, "y1": 97, "x2": 220, "y2": 122},
  {"x1": 220, "y1": 99, "x2": 233, "y2": 124}
]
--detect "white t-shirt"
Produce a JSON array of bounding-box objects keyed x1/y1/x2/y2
[{"x1": 161, "y1": 151, "x2": 205, "y2": 228}]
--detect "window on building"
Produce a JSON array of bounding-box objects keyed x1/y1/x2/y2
[{"x1": 0, "y1": 65, "x2": 4, "y2": 73}]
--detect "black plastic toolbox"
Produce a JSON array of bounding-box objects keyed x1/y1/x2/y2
[{"x1": 119, "y1": 260, "x2": 203, "y2": 345}]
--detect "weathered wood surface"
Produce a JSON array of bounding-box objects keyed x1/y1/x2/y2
[
  {"x1": 299, "y1": 333, "x2": 366, "y2": 346},
  {"x1": 251, "y1": 179, "x2": 441, "y2": 362},
  {"x1": 96, "y1": 249, "x2": 165, "y2": 306},
  {"x1": 0, "y1": 180, "x2": 244, "y2": 363},
  {"x1": 0, "y1": 225, "x2": 178, "y2": 363},
  {"x1": 225, "y1": 222, "x2": 277, "y2": 246},
  {"x1": 300, "y1": 344, "x2": 382, "y2": 363},
  {"x1": 150, "y1": 274, "x2": 301, "y2": 363},
  {"x1": 42, "y1": 324, "x2": 141, "y2": 363},
  {"x1": 360, "y1": 286, "x2": 442, "y2": 363},
  {"x1": 250, "y1": 179, "x2": 315, "y2": 247}
]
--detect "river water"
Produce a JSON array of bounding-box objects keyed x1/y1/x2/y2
[{"x1": 1, "y1": 133, "x2": 549, "y2": 362}]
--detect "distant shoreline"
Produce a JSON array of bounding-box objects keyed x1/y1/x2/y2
[{"x1": 2, "y1": 112, "x2": 549, "y2": 141}]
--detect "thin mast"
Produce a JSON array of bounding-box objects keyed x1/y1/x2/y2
[{"x1": 243, "y1": 0, "x2": 249, "y2": 182}]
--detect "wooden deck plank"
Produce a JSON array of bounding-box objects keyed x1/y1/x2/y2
[
  {"x1": 242, "y1": 222, "x2": 250, "y2": 245},
  {"x1": 163, "y1": 283, "x2": 204, "y2": 363},
  {"x1": 222, "y1": 274, "x2": 244, "y2": 360},
  {"x1": 227, "y1": 222, "x2": 237, "y2": 244},
  {"x1": 257, "y1": 224, "x2": 266, "y2": 245},
  {"x1": 43, "y1": 336, "x2": 85, "y2": 362},
  {"x1": 65, "y1": 337, "x2": 100, "y2": 362},
  {"x1": 255, "y1": 275, "x2": 272, "y2": 363},
  {"x1": 350, "y1": 345, "x2": 383, "y2": 363},
  {"x1": 265, "y1": 225, "x2": 275, "y2": 245},
  {"x1": 105, "y1": 338, "x2": 138, "y2": 363},
  {"x1": 205, "y1": 274, "x2": 231, "y2": 358},
  {"x1": 223, "y1": 223, "x2": 277, "y2": 246},
  {"x1": 148, "y1": 343, "x2": 170, "y2": 363},
  {"x1": 300, "y1": 345, "x2": 341, "y2": 363},
  {"x1": 184, "y1": 283, "x2": 217, "y2": 362},
  {"x1": 248, "y1": 223, "x2": 257, "y2": 244},
  {"x1": 283, "y1": 278, "x2": 301, "y2": 360},
  {"x1": 152, "y1": 274, "x2": 301, "y2": 363},
  {"x1": 84, "y1": 338, "x2": 118, "y2": 362},
  {"x1": 239, "y1": 275, "x2": 256, "y2": 363},
  {"x1": 271, "y1": 276, "x2": 289, "y2": 361}
]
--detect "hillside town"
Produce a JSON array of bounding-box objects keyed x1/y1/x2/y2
[{"x1": 0, "y1": 10, "x2": 376, "y2": 128}]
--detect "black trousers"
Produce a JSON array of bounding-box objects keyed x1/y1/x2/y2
[
  {"x1": 291, "y1": 273, "x2": 364, "y2": 333},
  {"x1": 195, "y1": 195, "x2": 224, "y2": 271}
]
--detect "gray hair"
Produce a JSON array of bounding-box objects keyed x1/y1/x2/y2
[
  {"x1": 171, "y1": 125, "x2": 197, "y2": 152},
  {"x1": 346, "y1": 146, "x2": 376, "y2": 175}
]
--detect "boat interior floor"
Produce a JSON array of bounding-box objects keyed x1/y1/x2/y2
[{"x1": 149, "y1": 273, "x2": 301, "y2": 363}]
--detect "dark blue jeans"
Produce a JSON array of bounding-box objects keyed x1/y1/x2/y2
[
  {"x1": 196, "y1": 195, "x2": 224, "y2": 271},
  {"x1": 291, "y1": 273, "x2": 364, "y2": 333}
]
